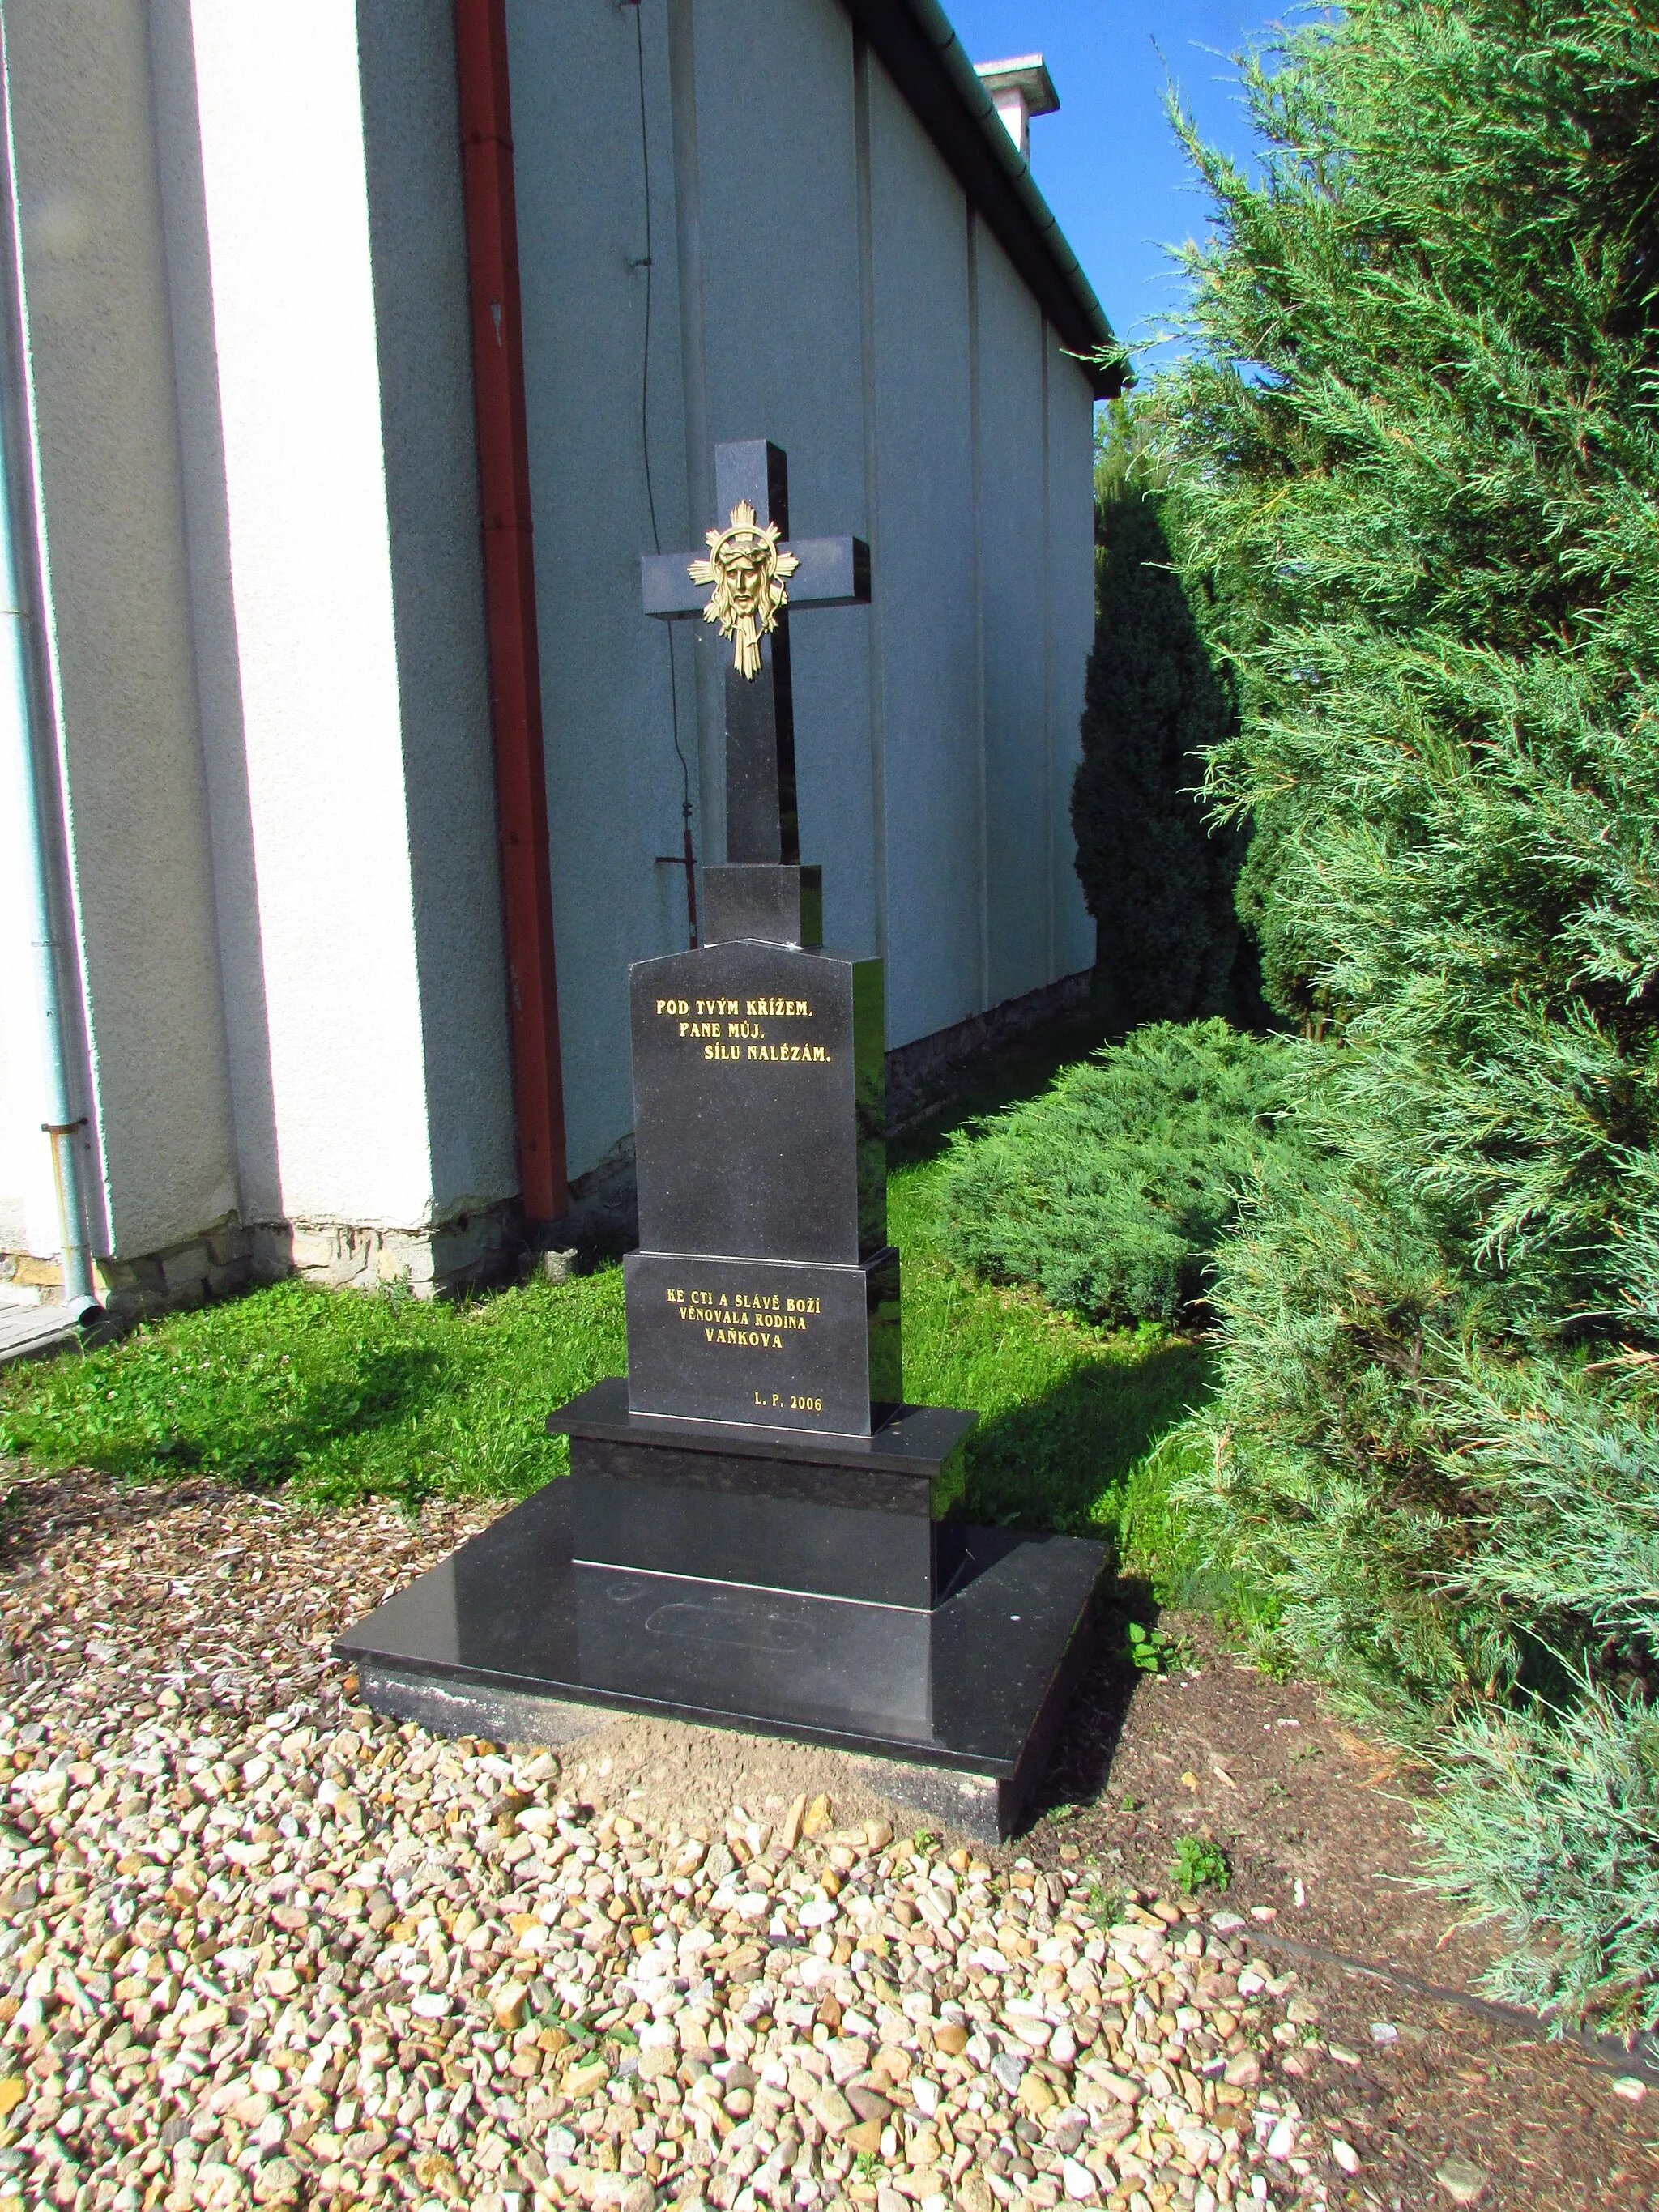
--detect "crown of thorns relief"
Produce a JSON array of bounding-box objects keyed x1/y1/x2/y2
[{"x1": 687, "y1": 500, "x2": 800, "y2": 680}]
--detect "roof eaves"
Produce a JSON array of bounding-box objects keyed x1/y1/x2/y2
[{"x1": 839, "y1": 0, "x2": 1124, "y2": 399}]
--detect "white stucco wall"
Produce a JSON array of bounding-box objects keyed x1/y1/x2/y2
[
  {"x1": 0, "y1": 0, "x2": 518, "y2": 1276},
  {"x1": 181, "y1": 2, "x2": 433, "y2": 1231},
  {"x1": 0, "y1": 684, "x2": 55, "y2": 1256},
  {"x1": 511, "y1": 0, "x2": 1099, "y2": 1186},
  {"x1": 863, "y1": 54, "x2": 984, "y2": 1047},
  {"x1": 978, "y1": 226, "x2": 1060, "y2": 1011},
  {"x1": 689, "y1": 0, "x2": 879, "y2": 969},
  {"x1": 0, "y1": 0, "x2": 1098, "y2": 1262},
  {"x1": 507, "y1": 0, "x2": 701, "y2": 1191},
  {"x1": 863, "y1": 65, "x2": 1095, "y2": 1044},
  {"x1": 356, "y1": 4, "x2": 516, "y2": 1215},
  {"x1": 172, "y1": 0, "x2": 514, "y2": 1235},
  {"x1": 0, "y1": 0, "x2": 237, "y2": 1261}
]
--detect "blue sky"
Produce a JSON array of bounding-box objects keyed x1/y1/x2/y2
[{"x1": 945, "y1": 1, "x2": 1291, "y2": 365}]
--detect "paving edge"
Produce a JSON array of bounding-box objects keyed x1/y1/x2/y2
[
  {"x1": 0, "y1": 1315, "x2": 87, "y2": 1370},
  {"x1": 1237, "y1": 1922, "x2": 1659, "y2": 2088}
]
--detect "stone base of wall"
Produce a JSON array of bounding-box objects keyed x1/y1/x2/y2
[
  {"x1": 0, "y1": 1251, "x2": 75, "y2": 1302},
  {"x1": 2, "y1": 1196, "x2": 523, "y2": 1324},
  {"x1": 552, "y1": 1134, "x2": 638, "y2": 1255},
  {"x1": 1, "y1": 1217, "x2": 274, "y2": 1322},
  {"x1": 885, "y1": 967, "x2": 1095, "y2": 1136},
  {"x1": 284, "y1": 1200, "x2": 521, "y2": 1298}
]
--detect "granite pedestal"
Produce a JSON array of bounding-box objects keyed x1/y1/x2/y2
[{"x1": 336, "y1": 1396, "x2": 1102, "y2": 1840}]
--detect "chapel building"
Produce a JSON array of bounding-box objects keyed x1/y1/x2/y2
[{"x1": 0, "y1": 0, "x2": 1115, "y2": 1316}]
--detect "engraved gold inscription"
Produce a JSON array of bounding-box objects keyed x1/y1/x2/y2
[
  {"x1": 653, "y1": 997, "x2": 814, "y2": 1017},
  {"x1": 652, "y1": 995, "x2": 830, "y2": 1064},
  {"x1": 663, "y1": 1285, "x2": 823, "y2": 1353}
]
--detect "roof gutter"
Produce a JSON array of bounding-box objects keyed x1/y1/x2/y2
[{"x1": 841, "y1": 0, "x2": 1124, "y2": 398}]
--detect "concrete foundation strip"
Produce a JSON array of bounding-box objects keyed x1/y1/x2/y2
[{"x1": 1234, "y1": 1921, "x2": 1659, "y2": 2087}]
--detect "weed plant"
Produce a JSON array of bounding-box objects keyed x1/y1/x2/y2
[
  {"x1": 1124, "y1": 1620, "x2": 1195, "y2": 1677},
  {"x1": 1171, "y1": 1835, "x2": 1230, "y2": 1896},
  {"x1": 1081, "y1": 1880, "x2": 1128, "y2": 1928}
]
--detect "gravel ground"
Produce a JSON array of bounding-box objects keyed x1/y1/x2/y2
[{"x1": 0, "y1": 1469, "x2": 1643, "y2": 2212}]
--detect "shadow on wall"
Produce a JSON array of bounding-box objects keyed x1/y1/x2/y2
[{"x1": 1073, "y1": 483, "x2": 1262, "y2": 1036}]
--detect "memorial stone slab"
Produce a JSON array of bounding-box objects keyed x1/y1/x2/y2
[
  {"x1": 622, "y1": 1249, "x2": 900, "y2": 1435},
  {"x1": 629, "y1": 940, "x2": 886, "y2": 1264}
]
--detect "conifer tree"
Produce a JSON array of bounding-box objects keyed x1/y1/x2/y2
[
  {"x1": 1071, "y1": 404, "x2": 1256, "y2": 1029},
  {"x1": 1156, "y1": 0, "x2": 1659, "y2": 2028}
]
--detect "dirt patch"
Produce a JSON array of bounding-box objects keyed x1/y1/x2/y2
[
  {"x1": 1026, "y1": 1614, "x2": 1659, "y2": 2210},
  {"x1": 480, "y1": 1708, "x2": 939, "y2": 1845}
]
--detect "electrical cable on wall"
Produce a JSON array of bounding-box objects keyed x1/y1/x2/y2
[{"x1": 629, "y1": 0, "x2": 699, "y2": 947}]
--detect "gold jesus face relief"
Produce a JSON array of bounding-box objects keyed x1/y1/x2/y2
[{"x1": 687, "y1": 500, "x2": 800, "y2": 680}]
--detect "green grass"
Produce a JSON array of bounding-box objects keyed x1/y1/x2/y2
[
  {"x1": 0, "y1": 1273, "x2": 625, "y2": 1511},
  {"x1": 889, "y1": 1019, "x2": 1217, "y2": 1555},
  {"x1": 889, "y1": 1140, "x2": 1213, "y2": 1544},
  {"x1": 0, "y1": 1022, "x2": 1216, "y2": 1547}
]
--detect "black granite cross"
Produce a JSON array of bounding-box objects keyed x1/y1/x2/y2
[{"x1": 642, "y1": 441, "x2": 869, "y2": 866}]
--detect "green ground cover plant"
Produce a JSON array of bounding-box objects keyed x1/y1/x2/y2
[
  {"x1": 936, "y1": 1019, "x2": 1311, "y2": 1327},
  {"x1": 1152, "y1": 0, "x2": 1659, "y2": 2031},
  {"x1": 0, "y1": 1034, "x2": 1213, "y2": 1557}
]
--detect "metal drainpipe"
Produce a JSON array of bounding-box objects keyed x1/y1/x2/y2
[
  {"x1": 0, "y1": 37, "x2": 99, "y2": 1321},
  {"x1": 453, "y1": 0, "x2": 571, "y2": 1228}
]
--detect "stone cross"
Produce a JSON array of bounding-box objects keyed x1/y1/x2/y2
[{"x1": 642, "y1": 440, "x2": 869, "y2": 866}]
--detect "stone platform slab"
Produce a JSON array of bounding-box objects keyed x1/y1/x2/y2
[{"x1": 335, "y1": 1477, "x2": 1102, "y2": 1842}]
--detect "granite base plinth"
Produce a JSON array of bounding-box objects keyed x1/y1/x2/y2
[
  {"x1": 335, "y1": 1477, "x2": 1102, "y2": 1841},
  {"x1": 550, "y1": 1379, "x2": 972, "y2": 1606}
]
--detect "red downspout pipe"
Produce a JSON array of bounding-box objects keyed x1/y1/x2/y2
[{"x1": 454, "y1": 0, "x2": 569, "y2": 1223}]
